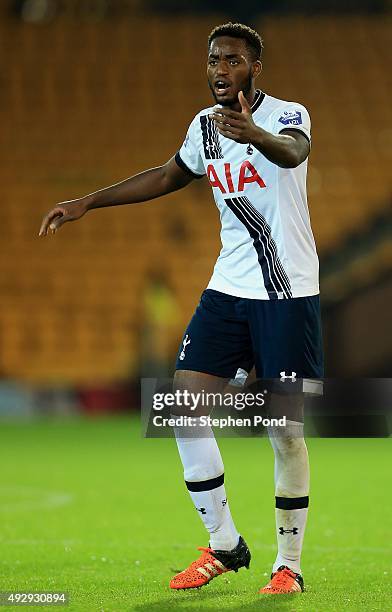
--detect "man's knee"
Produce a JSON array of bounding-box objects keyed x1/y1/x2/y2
[
  {"x1": 268, "y1": 420, "x2": 307, "y2": 456},
  {"x1": 172, "y1": 370, "x2": 228, "y2": 416}
]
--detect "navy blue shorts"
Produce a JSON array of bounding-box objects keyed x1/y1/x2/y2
[{"x1": 175, "y1": 289, "x2": 324, "y2": 379}]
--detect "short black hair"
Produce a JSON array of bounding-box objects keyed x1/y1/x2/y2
[{"x1": 208, "y1": 22, "x2": 263, "y2": 62}]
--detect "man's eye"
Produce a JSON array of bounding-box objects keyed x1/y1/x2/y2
[
  {"x1": 230, "y1": 60, "x2": 239, "y2": 65},
  {"x1": 209, "y1": 60, "x2": 217, "y2": 65}
]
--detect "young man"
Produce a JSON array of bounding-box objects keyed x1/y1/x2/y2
[{"x1": 39, "y1": 23, "x2": 323, "y2": 595}]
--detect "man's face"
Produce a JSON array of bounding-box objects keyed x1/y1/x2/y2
[{"x1": 207, "y1": 36, "x2": 259, "y2": 107}]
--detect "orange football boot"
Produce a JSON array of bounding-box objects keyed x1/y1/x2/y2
[
  {"x1": 259, "y1": 565, "x2": 304, "y2": 594},
  {"x1": 170, "y1": 536, "x2": 250, "y2": 590}
]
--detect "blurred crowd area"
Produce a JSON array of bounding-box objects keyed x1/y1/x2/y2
[{"x1": 0, "y1": 1, "x2": 391, "y2": 415}]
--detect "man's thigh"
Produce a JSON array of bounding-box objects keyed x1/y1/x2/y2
[
  {"x1": 247, "y1": 295, "x2": 324, "y2": 379},
  {"x1": 175, "y1": 289, "x2": 253, "y2": 379},
  {"x1": 246, "y1": 295, "x2": 324, "y2": 423},
  {"x1": 172, "y1": 370, "x2": 228, "y2": 417}
]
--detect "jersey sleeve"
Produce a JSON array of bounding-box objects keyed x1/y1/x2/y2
[
  {"x1": 273, "y1": 103, "x2": 311, "y2": 142},
  {"x1": 175, "y1": 116, "x2": 205, "y2": 179}
]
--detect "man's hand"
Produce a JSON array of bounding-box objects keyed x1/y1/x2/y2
[
  {"x1": 39, "y1": 198, "x2": 90, "y2": 237},
  {"x1": 210, "y1": 90, "x2": 310, "y2": 168},
  {"x1": 209, "y1": 91, "x2": 258, "y2": 144}
]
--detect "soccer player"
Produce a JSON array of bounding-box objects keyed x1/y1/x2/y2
[{"x1": 39, "y1": 23, "x2": 323, "y2": 595}]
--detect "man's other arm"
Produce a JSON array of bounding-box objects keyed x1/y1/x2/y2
[{"x1": 210, "y1": 91, "x2": 310, "y2": 169}]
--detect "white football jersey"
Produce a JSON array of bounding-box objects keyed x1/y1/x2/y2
[{"x1": 175, "y1": 90, "x2": 319, "y2": 300}]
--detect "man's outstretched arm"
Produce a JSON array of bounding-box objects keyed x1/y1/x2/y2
[{"x1": 39, "y1": 156, "x2": 193, "y2": 236}]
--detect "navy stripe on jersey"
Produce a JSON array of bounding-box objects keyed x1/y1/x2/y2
[
  {"x1": 225, "y1": 196, "x2": 292, "y2": 299},
  {"x1": 238, "y1": 195, "x2": 292, "y2": 296},
  {"x1": 239, "y1": 196, "x2": 292, "y2": 293},
  {"x1": 175, "y1": 152, "x2": 204, "y2": 179},
  {"x1": 278, "y1": 126, "x2": 310, "y2": 143},
  {"x1": 251, "y1": 89, "x2": 265, "y2": 113},
  {"x1": 212, "y1": 120, "x2": 223, "y2": 158},
  {"x1": 200, "y1": 115, "x2": 223, "y2": 160}
]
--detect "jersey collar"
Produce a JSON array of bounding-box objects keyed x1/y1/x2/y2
[{"x1": 251, "y1": 89, "x2": 265, "y2": 113}]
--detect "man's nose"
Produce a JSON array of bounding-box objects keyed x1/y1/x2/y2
[{"x1": 216, "y1": 61, "x2": 229, "y2": 75}]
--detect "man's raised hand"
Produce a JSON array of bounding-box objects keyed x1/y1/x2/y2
[
  {"x1": 38, "y1": 198, "x2": 89, "y2": 237},
  {"x1": 238, "y1": 90, "x2": 252, "y2": 115},
  {"x1": 209, "y1": 90, "x2": 258, "y2": 144}
]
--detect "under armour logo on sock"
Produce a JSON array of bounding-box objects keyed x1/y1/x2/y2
[
  {"x1": 196, "y1": 507, "x2": 206, "y2": 514},
  {"x1": 222, "y1": 498, "x2": 227, "y2": 507},
  {"x1": 279, "y1": 527, "x2": 299, "y2": 535}
]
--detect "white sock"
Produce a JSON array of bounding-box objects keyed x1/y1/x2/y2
[
  {"x1": 173, "y1": 418, "x2": 240, "y2": 551},
  {"x1": 268, "y1": 419, "x2": 309, "y2": 575}
]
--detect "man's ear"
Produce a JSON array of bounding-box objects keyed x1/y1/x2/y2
[{"x1": 252, "y1": 60, "x2": 262, "y2": 80}]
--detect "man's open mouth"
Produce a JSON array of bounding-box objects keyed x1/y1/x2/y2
[{"x1": 214, "y1": 80, "x2": 231, "y2": 95}]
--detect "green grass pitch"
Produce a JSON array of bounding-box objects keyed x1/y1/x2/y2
[{"x1": 0, "y1": 416, "x2": 390, "y2": 611}]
